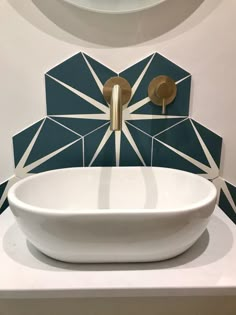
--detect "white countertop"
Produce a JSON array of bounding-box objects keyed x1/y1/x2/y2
[{"x1": 0, "y1": 206, "x2": 236, "y2": 298}]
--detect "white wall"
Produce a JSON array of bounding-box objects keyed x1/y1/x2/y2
[{"x1": 1, "y1": 0, "x2": 236, "y2": 186}]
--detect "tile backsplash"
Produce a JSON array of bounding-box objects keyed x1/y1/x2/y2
[{"x1": 0, "y1": 52, "x2": 236, "y2": 223}]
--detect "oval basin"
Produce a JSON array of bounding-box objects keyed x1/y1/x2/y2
[{"x1": 8, "y1": 167, "x2": 217, "y2": 263}]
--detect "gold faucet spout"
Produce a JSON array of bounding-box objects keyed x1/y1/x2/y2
[
  {"x1": 103, "y1": 76, "x2": 132, "y2": 132},
  {"x1": 110, "y1": 84, "x2": 122, "y2": 131}
]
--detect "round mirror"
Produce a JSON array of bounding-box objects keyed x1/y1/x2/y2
[{"x1": 63, "y1": 0, "x2": 165, "y2": 14}]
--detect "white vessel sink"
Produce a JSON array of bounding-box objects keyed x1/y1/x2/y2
[{"x1": 8, "y1": 167, "x2": 217, "y2": 263}]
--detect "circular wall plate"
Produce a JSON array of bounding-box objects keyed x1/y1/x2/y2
[
  {"x1": 148, "y1": 75, "x2": 177, "y2": 107},
  {"x1": 103, "y1": 77, "x2": 131, "y2": 105},
  {"x1": 63, "y1": 0, "x2": 165, "y2": 14}
]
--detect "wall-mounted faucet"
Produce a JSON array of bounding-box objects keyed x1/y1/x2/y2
[
  {"x1": 148, "y1": 75, "x2": 177, "y2": 114},
  {"x1": 110, "y1": 84, "x2": 122, "y2": 130},
  {"x1": 103, "y1": 77, "x2": 131, "y2": 131}
]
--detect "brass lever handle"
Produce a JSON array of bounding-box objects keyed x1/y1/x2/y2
[
  {"x1": 162, "y1": 98, "x2": 166, "y2": 115},
  {"x1": 148, "y1": 75, "x2": 177, "y2": 114}
]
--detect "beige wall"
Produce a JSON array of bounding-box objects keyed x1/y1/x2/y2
[{"x1": 0, "y1": 297, "x2": 236, "y2": 315}]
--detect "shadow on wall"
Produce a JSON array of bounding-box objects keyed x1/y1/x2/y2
[{"x1": 8, "y1": 0, "x2": 222, "y2": 47}]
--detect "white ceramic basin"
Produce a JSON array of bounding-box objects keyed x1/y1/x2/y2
[{"x1": 8, "y1": 167, "x2": 217, "y2": 263}]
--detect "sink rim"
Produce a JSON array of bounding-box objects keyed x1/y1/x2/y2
[{"x1": 8, "y1": 167, "x2": 217, "y2": 216}]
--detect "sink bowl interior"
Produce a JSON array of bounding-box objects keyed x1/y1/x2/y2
[{"x1": 12, "y1": 167, "x2": 216, "y2": 212}]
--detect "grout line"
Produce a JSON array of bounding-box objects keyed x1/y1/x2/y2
[
  {"x1": 153, "y1": 117, "x2": 188, "y2": 138},
  {"x1": 125, "y1": 121, "x2": 152, "y2": 138},
  {"x1": 48, "y1": 116, "x2": 82, "y2": 138},
  {"x1": 83, "y1": 122, "x2": 110, "y2": 138},
  {"x1": 49, "y1": 114, "x2": 109, "y2": 120}
]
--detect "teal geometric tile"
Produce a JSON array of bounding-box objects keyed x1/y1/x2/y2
[
  {"x1": 127, "y1": 118, "x2": 186, "y2": 137},
  {"x1": 226, "y1": 181, "x2": 236, "y2": 203},
  {"x1": 29, "y1": 139, "x2": 83, "y2": 173},
  {"x1": 219, "y1": 181, "x2": 236, "y2": 224},
  {"x1": 25, "y1": 118, "x2": 80, "y2": 166},
  {"x1": 84, "y1": 123, "x2": 115, "y2": 166},
  {"x1": 0, "y1": 181, "x2": 9, "y2": 214},
  {"x1": 155, "y1": 118, "x2": 210, "y2": 167},
  {"x1": 120, "y1": 54, "x2": 154, "y2": 87},
  {"x1": 50, "y1": 117, "x2": 108, "y2": 136},
  {"x1": 152, "y1": 138, "x2": 206, "y2": 174},
  {"x1": 167, "y1": 76, "x2": 191, "y2": 116},
  {"x1": 13, "y1": 119, "x2": 44, "y2": 167},
  {"x1": 83, "y1": 53, "x2": 116, "y2": 85},
  {"x1": 121, "y1": 123, "x2": 152, "y2": 166},
  {"x1": 47, "y1": 53, "x2": 113, "y2": 105},
  {"x1": 191, "y1": 119, "x2": 222, "y2": 168},
  {"x1": 125, "y1": 52, "x2": 190, "y2": 107},
  {"x1": 91, "y1": 135, "x2": 116, "y2": 166},
  {"x1": 46, "y1": 75, "x2": 103, "y2": 115},
  {"x1": 131, "y1": 76, "x2": 191, "y2": 116},
  {"x1": 120, "y1": 132, "x2": 143, "y2": 166}
]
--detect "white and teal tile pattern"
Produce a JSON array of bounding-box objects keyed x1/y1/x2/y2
[
  {"x1": 0, "y1": 176, "x2": 19, "y2": 215},
  {"x1": 0, "y1": 52, "x2": 236, "y2": 224},
  {"x1": 214, "y1": 177, "x2": 236, "y2": 224},
  {"x1": 0, "y1": 181, "x2": 9, "y2": 214}
]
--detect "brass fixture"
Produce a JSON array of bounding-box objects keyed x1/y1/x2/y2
[
  {"x1": 103, "y1": 77, "x2": 132, "y2": 131},
  {"x1": 111, "y1": 84, "x2": 122, "y2": 131},
  {"x1": 148, "y1": 75, "x2": 177, "y2": 114}
]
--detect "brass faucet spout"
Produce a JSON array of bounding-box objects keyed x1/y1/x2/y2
[
  {"x1": 110, "y1": 84, "x2": 122, "y2": 131},
  {"x1": 103, "y1": 76, "x2": 132, "y2": 132}
]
